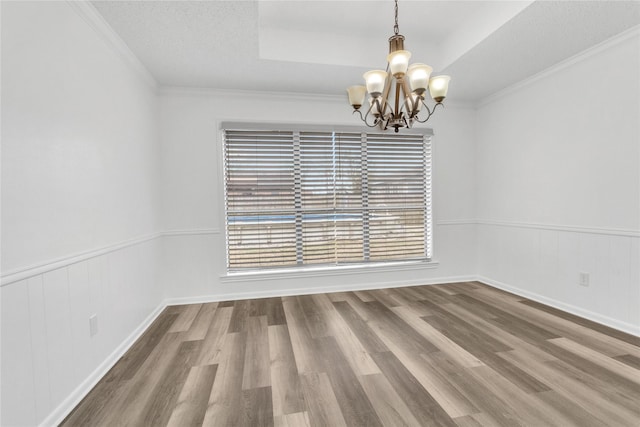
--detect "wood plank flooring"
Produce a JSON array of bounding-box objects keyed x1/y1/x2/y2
[{"x1": 62, "y1": 282, "x2": 640, "y2": 426}]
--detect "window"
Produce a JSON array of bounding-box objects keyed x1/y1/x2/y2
[{"x1": 223, "y1": 124, "x2": 433, "y2": 272}]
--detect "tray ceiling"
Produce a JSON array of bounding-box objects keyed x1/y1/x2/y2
[{"x1": 92, "y1": 1, "x2": 640, "y2": 102}]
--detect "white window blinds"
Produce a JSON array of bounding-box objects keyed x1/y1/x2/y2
[{"x1": 223, "y1": 126, "x2": 433, "y2": 271}]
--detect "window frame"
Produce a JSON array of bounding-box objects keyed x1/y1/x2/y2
[{"x1": 220, "y1": 122, "x2": 434, "y2": 273}]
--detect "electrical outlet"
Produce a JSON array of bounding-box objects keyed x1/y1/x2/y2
[
  {"x1": 89, "y1": 314, "x2": 98, "y2": 337},
  {"x1": 579, "y1": 272, "x2": 590, "y2": 287}
]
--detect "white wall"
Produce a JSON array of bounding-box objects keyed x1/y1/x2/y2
[
  {"x1": 158, "y1": 89, "x2": 478, "y2": 301},
  {"x1": 1, "y1": 2, "x2": 163, "y2": 425},
  {"x1": 475, "y1": 30, "x2": 640, "y2": 334},
  {"x1": 3, "y1": 2, "x2": 638, "y2": 425}
]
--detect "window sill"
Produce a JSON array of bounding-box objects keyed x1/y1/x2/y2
[{"x1": 220, "y1": 259, "x2": 439, "y2": 283}]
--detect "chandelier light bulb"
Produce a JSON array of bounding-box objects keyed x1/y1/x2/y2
[
  {"x1": 363, "y1": 70, "x2": 388, "y2": 96},
  {"x1": 347, "y1": 85, "x2": 367, "y2": 109},
  {"x1": 387, "y1": 50, "x2": 411, "y2": 77},
  {"x1": 429, "y1": 75, "x2": 451, "y2": 103},
  {"x1": 408, "y1": 63, "x2": 433, "y2": 94}
]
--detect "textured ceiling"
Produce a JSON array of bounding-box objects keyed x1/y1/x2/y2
[{"x1": 91, "y1": 1, "x2": 640, "y2": 102}]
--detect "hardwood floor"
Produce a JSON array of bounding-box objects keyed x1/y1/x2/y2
[{"x1": 62, "y1": 282, "x2": 640, "y2": 426}]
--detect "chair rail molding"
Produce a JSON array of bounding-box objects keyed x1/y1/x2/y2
[
  {"x1": 1, "y1": 233, "x2": 161, "y2": 287},
  {"x1": 477, "y1": 219, "x2": 640, "y2": 238}
]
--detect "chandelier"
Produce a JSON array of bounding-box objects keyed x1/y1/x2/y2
[{"x1": 347, "y1": 0, "x2": 451, "y2": 133}]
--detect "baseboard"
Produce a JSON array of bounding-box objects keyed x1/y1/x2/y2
[
  {"x1": 164, "y1": 275, "x2": 477, "y2": 306},
  {"x1": 477, "y1": 276, "x2": 640, "y2": 337},
  {"x1": 39, "y1": 302, "x2": 167, "y2": 427}
]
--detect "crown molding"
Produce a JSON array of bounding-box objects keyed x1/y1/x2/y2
[
  {"x1": 477, "y1": 25, "x2": 640, "y2": 108},
  {"x1": 158, "y1": 85, "x2": 476, "y2": 109},
  {"x1": 66, "y1": 0, "x2": 157, "y2": 89},
  {"x1": 63, "y1": 0, "x2": 474, "y2": 109},
  {"x1": 158, "y1": 85, "x2": 345, "y2": 103}
]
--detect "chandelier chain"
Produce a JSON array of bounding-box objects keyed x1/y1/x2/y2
[{"x1": 393, "y1": 0, "x2": 399, "y2": 35}]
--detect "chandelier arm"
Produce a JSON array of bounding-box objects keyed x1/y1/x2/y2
[
  {"x1": 382, "y1": 98, "x2": 394, "y2": 117},
  {"x1": 381, "y1": 116, "x2": 390, "y2": 131},
  {"x1": 374, "y1": 96, "x2": 391, "y2": 119},
  {"x1": 401, "y1": 79, "x2": 417, "y2": 116},
  {"x1": 414, "y1": 101, "x2": 444, "y2": 123},
  {"x1": 373, "y1": 97, "x2": 392, "y2": 120},
  {"x1": 414, "y1": 104, "x2": 434, "y2": 123},
  {"x1": 378, "y1": 69, "x2": 392, "y2": 113},
  {"x1": 403, "y1": 116, "x2": 410, "y2": 129},
  {"x1": 353, "y1": 108, "x2": 380, "y2": 128},
  {"x1": 367, "y1": 99, "x2": 381, "y2": 122},
  {"x1": 394, "y1": 81, "x2": 402, "y2": 120}
]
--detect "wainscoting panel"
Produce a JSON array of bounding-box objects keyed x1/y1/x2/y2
[
  {"x1": 42, "y1": 268, "x2": 76, "y2": 413},
  {"x1": 28, "y1": 275, "x2": 52, "y2": 423},
  {"x1": 477, "y1": 222, "x2": 639, "y2": 335},
  {"x1": 4, "y1": 221, "x2": 637, "y2": 426},
  {"x1": 1, "y1": 279, "x2": 37, "y2": 425},
  {"x1": 0, "y1": 238, "x2": 163, "y2": 427}
]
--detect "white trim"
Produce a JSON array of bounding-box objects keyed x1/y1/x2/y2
[
  {"x1": 39, "y1": 302, "x2": 166, "y2": 427},
  {"x1": 477, "y1": 219, "x2": 640, "y2": 237},
  {"x1": 220, "y1": 260, "x2": 440, "y2": 283},
  {"x1": 477, "y1": 277, "x2": 640, "y2": 337},
  {"x1": 436, "y1": 220, "x2": 477, "y2": 226},
  {"x1": 157, "y1": 86, "x2": 476, "y2": 109},
  {"x1": 1, "y1": 233, "x2": 161, "y2": 287},
  {"x1": 161, "y1": 228, "x2": 221, "y2": 237},
  {"x1": 0, "y1": 230, "x2": 226, "y2": 287},
  {"x1": 478, "y1": 25, "x2": 640, "y2": 108},
  {"x1": 165, "y1": 275, "x2": 475, "y2": 306},
  {"x1": 6, "y1": 219, "x2": 634, "y2": 287},
  {"x1": 66, "y1": 0, "x2": 157, "y2": 89},
  {"x1": 159, "y1": 86, "x2": 343, "y2": 103}
]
